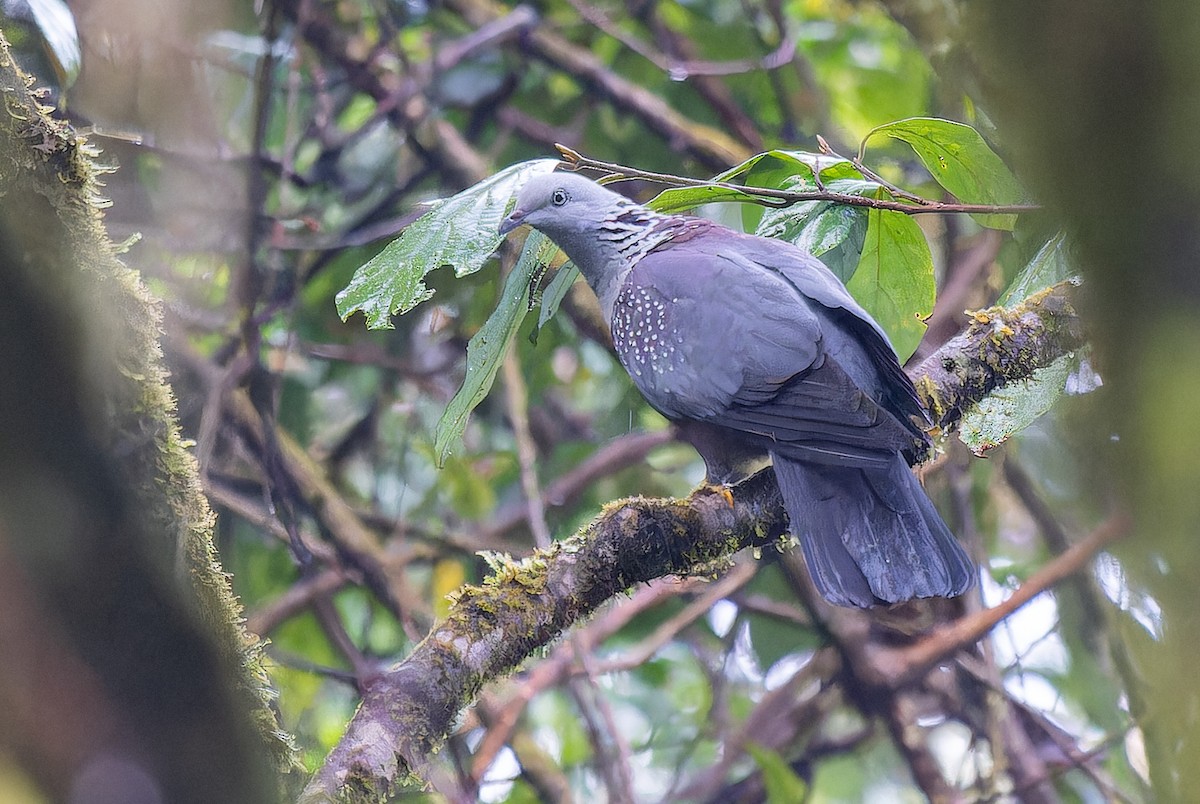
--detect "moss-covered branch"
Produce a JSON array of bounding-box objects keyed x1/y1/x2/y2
[
  {"x1": 303, "y1": 284, "x2": 1085, "y2": 802},
  {"x1": 0, "y1": 34, "x2": 292, "y2": 801},
  {"x1": 913, "y1": 281, "x2": 1085, "y2": 431}
]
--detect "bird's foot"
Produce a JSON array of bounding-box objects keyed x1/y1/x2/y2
[{"x1": 697, "y1": 481, "x2": 736, "y2": 508}]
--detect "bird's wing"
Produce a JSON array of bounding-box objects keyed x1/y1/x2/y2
[
  {"x1": 731, "y1": 233, "x2": 928, "y2": 423},
  {"x1": 614, "y1": 243, "x2": 919, "y2": 466}
]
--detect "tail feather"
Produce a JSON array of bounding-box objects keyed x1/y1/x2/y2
[{"x1": 771, "y1": 451, "x2": 975, "y2": 607}]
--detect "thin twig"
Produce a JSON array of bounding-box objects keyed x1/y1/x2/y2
[
  {"x1": 565, "y1": 0, "x2": 796, "y2": 79},
  {"x1": 558, "y1": 145, "x2": 1041, "y2": 216},
  {"x1": 501, "y1": 346, "x2": 553, "y2": 548},
  {"x1": 882, "y1": 513, "x2": 1130, "y2": 689}
]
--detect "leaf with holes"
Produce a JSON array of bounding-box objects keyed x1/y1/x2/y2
[{"x1": 335, "y1": 159, "x2": 559, "y2": 329}]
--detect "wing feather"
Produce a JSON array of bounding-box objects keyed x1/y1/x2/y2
[{"x1": 612, "y1": 237, "x2": 925, "y2": 468}]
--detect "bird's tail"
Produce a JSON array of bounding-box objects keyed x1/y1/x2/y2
[{"x1": 771, "y1": 452, "x2": 975, "y2": 607}]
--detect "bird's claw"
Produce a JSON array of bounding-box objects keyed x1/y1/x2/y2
[{"x1": 699, "y1": 482, "x2": 736, "y2": 508}]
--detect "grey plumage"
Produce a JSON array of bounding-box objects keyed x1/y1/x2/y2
[{"x1": 500, "y1": 173, "x2": 975, "y2": 607}]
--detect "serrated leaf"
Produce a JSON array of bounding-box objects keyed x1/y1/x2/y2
[
  {"x1": 847, "y1": 204, "x2": 935, "y2": 361},
  {"x1": 864, "y1": 117, "x2": 1025, "y2": 230},
  {"x1": 959, "y1": 354, "x2": 1077, "y2": 456},
  {"x1": 335, "y1": 159, "x2": 559, "y2": 329},
  {"x1": 747, "y1": 744, "x2": 808, "y2": 803},
  {"x1": 433, "y1": 231, "x2": 553, "y2": 465},
  {"x1": 1000, "y1": 231, "x2": 1076, "y2": 305}
]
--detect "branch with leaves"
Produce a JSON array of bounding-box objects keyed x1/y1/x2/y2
[{"x1": 558, "y1": 142, "x2": 1039, "y2": 217}]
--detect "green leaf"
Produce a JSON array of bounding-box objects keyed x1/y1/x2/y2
[
  {"x1": 747, "y1": 744, "x2": 809, "y2": 803},
  {"x1": 647, "y1": 184, "x2": 763, "y2": 214},
  {"x1": 958, "y1": 353, "x2": 1077, "y2": 456},
  {"x1": 714, "y1": 149, "x2": 857, "y2": 185},
  {"x1": 335, "y1": 159, "x2": 559, "y2": 329},
  {"x1": 715, "y1": 149, "x2": 861, "y2": 231},
  {"x1": 864, "y1": 117, "x2": 1025, "y2": 230},
  {"x1": 756, "y1": 175, "x2": 873, "y2": 283},
  {"x1": 847, "y1": 203, "x2": 936, "y2": 361},
  {"x1": 533, "y1": 262, "x2": 580, "y2": 340},
  {"x1": 432, "y1": 231, "x2": 554, "y2": 466},
  {"x1": 999, "y1": 231, "x2": 1076, "y2": 305}
]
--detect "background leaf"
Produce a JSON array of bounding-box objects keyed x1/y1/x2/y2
[
  {"x1": 847, "y1": 203, "x2": 936, "y2": 361},
  {"x1": 865, "y1": 117, "x2": 1025, "y2": 230},
  {"x1": 433, "y1": 231, "x2": 556, "y2": 466},
  {"x1": 747, "y1": 743, "x2": 809, "y2": 803},
  {"x1": 335, "y1": 159, "x2": 559, "y2": 329}
]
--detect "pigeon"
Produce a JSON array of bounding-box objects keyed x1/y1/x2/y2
[{"x1": 499, "y1": 172, "x2": 974, "y2": 607}]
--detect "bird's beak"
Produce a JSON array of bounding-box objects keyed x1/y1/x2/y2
[{"x1": 498, "y1": 209, "x2": 526, "y2": 236}]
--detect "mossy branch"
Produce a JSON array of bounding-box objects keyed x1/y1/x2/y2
[
  {"x1": 913, "y1": 281, "x2": 1085, "y2": 431},
  {"x1": 0, "y1": 34, "x2": 293, "y2": 800},
  {"x1": 302, "y1": 284, "x2": 1084, "y2": 802}
]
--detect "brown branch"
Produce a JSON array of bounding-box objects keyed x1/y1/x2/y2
[
  {"x1": 675, "y1": 649, "x2": 841, "y2": 800},
  {"x1": 468, "y1": 576, "x2": 698, "y2": 784},
  {"x1": 913, "y1": 281, "x2": 1086, "y2": 432},
  {"x1": 957, "y1": 654, "x2": 1134, "y2": 803},
  {"x1": 442, "y1": 0, "x2": 750, "y2": 171},
  {"x1": 471, "y1": 429, "x2": 674, "y2": 546},
  {"x1": 884, "y1": 691, "x2": 958, "y2": 802},
  {"x1": 878, "y1": 513, "x2": 1130, "y2": 690},
  {"x1": 300, "y1": 476, "x2": 790, "y2": 801},
  {"x1": 566, "y1": 0, "x2": 796, "y2": 80},
  {"x1": 301, "y1": 284, "x2": 1092, "y2": 800},
  {"x1": 246, "y1": 567, "x2": 350, "y2": 638},
  {"x1": 559, "y1": 146, "x2": 1041, "y2": 216}
]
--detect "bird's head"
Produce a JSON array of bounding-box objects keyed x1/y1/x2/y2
[
  {"x1": 499, "y1": 172, "x2": 632, "y2": 239},
  {"x1": 499, "y1": 172, "x2": 659, "y2": 317}
]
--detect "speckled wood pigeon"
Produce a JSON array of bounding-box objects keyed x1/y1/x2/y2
[{"x1": 500, "y1": 172, "x2": 974, "y2": 607}]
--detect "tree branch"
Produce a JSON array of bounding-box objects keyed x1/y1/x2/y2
[
  {"x1": 913, "y1": 281, "x2": 1086, "y2": 432},
  {"x1": 442, "y1": 0, "x2": 751, "y2": 171},
  {"x1": 559, "y1": 146, "x2": 1042, "y2": 216}
]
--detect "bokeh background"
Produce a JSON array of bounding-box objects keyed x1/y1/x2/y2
[{"x1": 2, "y1": 0, "x2": 1196, "y2": 801}]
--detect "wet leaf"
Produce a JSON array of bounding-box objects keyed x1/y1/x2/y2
[
  {"x1": 959, "y1": 354, "x2": 1077, "y2": 455},
  {"x1": 864, "y1": 117, "x2": 1025, "y2": 229},
  {"x1": 336, "y1": 159, "x2": 559, "y2": 329},
  {"x1": 433, "y1": 231, "x2": 553, "y2": 465}
]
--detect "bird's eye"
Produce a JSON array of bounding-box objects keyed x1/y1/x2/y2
[{"x1": 551, "y1": 189, "x2": 569, "y2": 206}]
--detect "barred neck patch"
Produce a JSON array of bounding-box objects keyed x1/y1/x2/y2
[{"x1": 599, "y1": 209, "x2": 703, "y2": 265}]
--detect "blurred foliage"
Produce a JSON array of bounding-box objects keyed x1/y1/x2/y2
[{"x1": 2, "y1": 0, "x2": 1162, "y2": 800}]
